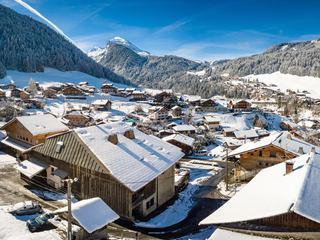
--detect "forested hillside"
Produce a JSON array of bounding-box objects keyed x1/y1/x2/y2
[{"x1": 0, "y1": 4, "x2": 130, "y2": 84}]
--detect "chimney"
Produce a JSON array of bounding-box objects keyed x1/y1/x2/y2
[
  {"x1": 108, "y1": 134, "x2": 118, "y2": 145},
  {"x1": 285, "y1": 160, "x2": 294, "y2": 174},
  {"x1": 124, "y1": 129, "x2": 135, "y2": 139},
  {"x1": 311, "y1": 147, "x2": 316, "y2": 154},
  {"x1": 298, "y1": 147, "x2": 304, "y2": 154}
]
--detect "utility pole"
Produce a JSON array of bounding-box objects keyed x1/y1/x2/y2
[
  {"x1": 63, "y1": 178, "x2": 78, "y2": 240},
  {"x1": 223, "y1": 142, "x2": 229, "y2": 191}
]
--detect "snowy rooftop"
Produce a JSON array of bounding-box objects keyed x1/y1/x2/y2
[
  {"x1": 234, "y1": 129, "x2": 259, "y2": 139},
  {"x1": 162, "y1": 133, "x2": 195, "y2": 147},
  {"x1": 204, "y1": 116, "x2": 220, "y2": 123},
  {"x1": 55, "y1": 197, "x2": 119, "y2": 233},
  {"x1": 172, "y1": 124, "x2": 196, "y2": 132},
  {"x1": 229, "y1": 131, "x2": 319, "y2": 157},
  {"x1": 200, "y1": 152, "x2": 320, "y2": 225},
  {"x1": 91, "y1": 99, "x2": 111, "y2": 105},
  {"x1": 75, "y1": 122, "x2": 184, "y2": 192},
  {"x1": 2, "y1": 114, "x2": 69, "y2": 136}
]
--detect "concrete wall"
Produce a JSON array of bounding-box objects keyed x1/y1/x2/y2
[{"x1": 157, "y1": 166, "x2": 175, "y2": 206}]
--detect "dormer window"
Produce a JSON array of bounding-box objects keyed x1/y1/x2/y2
[{"x1": 55, "y1": 141, "x2": 64, "y2": 153}]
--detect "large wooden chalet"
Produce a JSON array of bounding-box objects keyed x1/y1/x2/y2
[
  {"x1": 229, "y1": 131, "x2": 319, "y2": 170},
  {"x1": 228, "y1": 100, "x2": 251, "y2": 110},
  {"x1": 62, "y1": 85, "x2": 84, "y2": 96},
  {"x1": 18, "y1": 123, "x2": 184, "y2": 219},
  {"x1": 201, "y1": 152, "x2": 320, "y2": 232},
  {"x1": 0, "y1": 114, "x2": 69, "y2": 156}
]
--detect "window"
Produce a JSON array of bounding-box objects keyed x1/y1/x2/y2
[
  {"x1": 146, "y1": 198, "x2": 155, "y2": 210},
  {"x1": 51, "y1": 167, "x2": 55, "y2": 175},
  {"x1": 259, "y1": 150, "x2": 262, "y2": 157},
  {"x1": 270, "y1": 151, "x2": 276, "y2": 158}
]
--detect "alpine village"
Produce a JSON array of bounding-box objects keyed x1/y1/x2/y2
[{"x1": 0, "y1": 1, "x2": 320, "y2": 240}]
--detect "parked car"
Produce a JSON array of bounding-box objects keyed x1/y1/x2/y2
[
  {"x1": 27, "y1": 213, "x2": 54, "y2": 232},
  {"x1": 9, "y1": 201, "x2": 43, "y2": 216}
]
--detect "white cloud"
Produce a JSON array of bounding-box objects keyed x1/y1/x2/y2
[{"x1": 155, "y1": 20, "x2": 188, "y2": 34}]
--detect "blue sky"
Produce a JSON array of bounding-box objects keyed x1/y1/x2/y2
[{"x1": 2, "y1": 0, "x2": 320, "y2": 61}]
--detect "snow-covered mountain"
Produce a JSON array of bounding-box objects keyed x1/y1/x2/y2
[
  {"x1": 212, "y1": 40, "x2": 320, "y2": 78},
  {"x1": 88, "y1": 36, "x2": 150, "y2": 62},
  {"x1": 0, "y1": 4, "x2": 130, "y2": 85},
  {"x1": 109, "y1": 37, "x2": 150, "y2": 57},
  {"x1": 87, "y1": 37, "x2": 209, "y2": 93}
]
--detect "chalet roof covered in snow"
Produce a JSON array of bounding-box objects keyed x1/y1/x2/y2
[
  {"x1": 162, "y1": 133, "x2": 195, "y2": 147},
  {"x1": 16, "y1": 158, "x2": 48, "y2": 179},
  {"x1": 75, "y1": 122, "x2": 184, "y2": 192},
  {"x1": 200, "y1": 152, "x2": 320, "y2": 225},
  {"x1": 172, "y1": 124, "x2": 196, "y2": 132},
  {"x1": 55, "y1": 197, "x2": 119, "y2": 233},
  {"x1": 234, "y1": 129, "x2": 259, "y2": 139},
  {"x1": 91, "y1": 99, "x2": 111, "y2": 105},
  {"x1": 1, "y1": 114, "x2": 69, "y2": 136},
  {"x1": 203, "y1": 116, "x2": 220, "y2": 123},
  {"x1": 1, "y1": 137, "x2": 33, "y2": 152},
  {"x1": 229, "y1": 131, "x2": 319, "y2": 157}
]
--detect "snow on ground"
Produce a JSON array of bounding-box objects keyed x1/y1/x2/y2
[
  {"x1": 207, "y1": 144, "x2": 225, "y2": 160},
  {"x1": 1, "y1": 68, "x2": 103, "y2": 88},
  {"x1": 0, "y1": 208, "x2": 62, "y2": 240},
  {"x1": 0, "y1": 151, "x2": 17, "y2": 168},
  {"x1": 30, "y1": 189, "x2": 77, "y2": 204},
  {"x1": 135, "y1": 163, "x2": 216, "y2": 228},
  {"x1": 43, "y1": 92, "x2": 151, "y2": 119},
  {"x1": 0, "y1": 68, "x2": 132, "y2": 89},
  {"x1": 244, "y1": 71, "x2": 320, "y2": 99},
  {"x1": 217, "y1": 181, "x2": 246, "y2": 198},
  {"x1": 197, "y1": 112, "x2": 282, "y2": 131},
  {"x1": 187, "y1": 69, "x2": 206, "y2": 76},
  {"x1": 209, "y1": 228, "x2": 280, "y2": 240}
]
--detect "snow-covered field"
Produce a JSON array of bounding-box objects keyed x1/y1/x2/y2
[
  {"x1": 1, "y1": 68, "x2": 133, "y2": 89},
  {"x1": 135, "y1": 163, "x2": 217, "y2": 228},
  {"x1": 1, "y1": 68, "x2": 103, "y2": 88},
  {"x1": 244, "y1": 71, "x2": 320, "y2": 99}
]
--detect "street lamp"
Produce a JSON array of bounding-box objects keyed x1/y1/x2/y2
[{"x1": 62, "y1": 177, "x2": 78, "y2": 240}]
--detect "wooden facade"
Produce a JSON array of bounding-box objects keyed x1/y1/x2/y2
[
  {"x1": 91, "y1": 101, "x2": 112, "y2": 111},
  {"x1": 63, "y1": 113, "x2": 91, "y2": 127},
  {"x1": 171, "y1": 106, "x2": 182, "y2": 117},
  {"x1": 239, "y1": 145, "x2": 296, "y2": 170},
  {"x1": 132, "y1": 92, "x2": 146, "y2": 101},
  {"x1": 199, "y1": 99, "x2": 216, "y2": 112},
  {"x1": 20, "y1": 91, "x2": 30, "y2": 101},
  {"x1": 101, "y1": 84, "x2": 116, "y2": 93},
  {"x1": 43, "y1": 89, "x2": 57, "y2": 98},
  {"x1": 165, "y1": 139, "x2": 192, "y2": 154},
  {"x1": 62, "y1": 86, "x2": 84, "y2": 96},
  {"x1": 252, "y1": 212, "x2": 320, "y2": 231}
]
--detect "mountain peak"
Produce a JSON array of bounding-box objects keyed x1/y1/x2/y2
[{"x1": 108, "y1": 36, "x2": 150, "y2": 57}]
